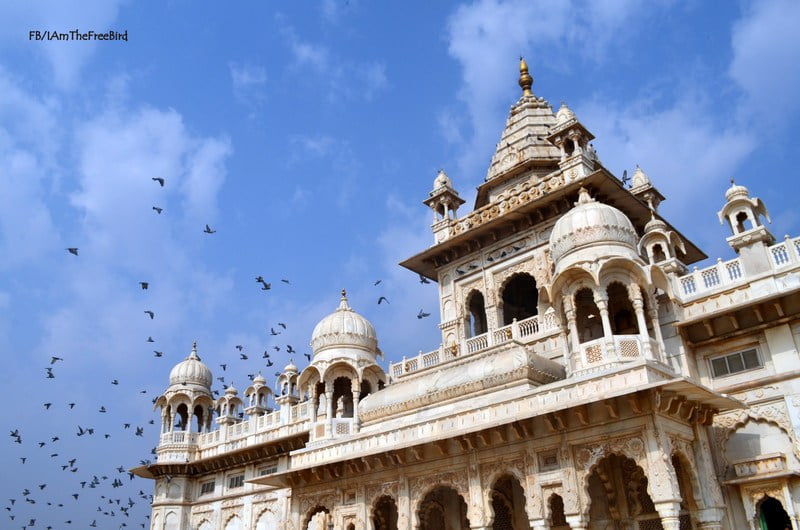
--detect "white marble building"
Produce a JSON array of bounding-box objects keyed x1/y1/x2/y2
[{"x1": 132, "y1": 60, "x2": 800, "y2": 530}]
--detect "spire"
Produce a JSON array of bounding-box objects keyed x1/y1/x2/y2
[
  {"x1": 338, "y1": 288, "x2": 351, "y2": 310},
  {"x1": 189, "y1": 340, "x2": 199, "y2": 360},
  {"x1": 518, "y1": 56, "x2": 533, "y2": 97}
]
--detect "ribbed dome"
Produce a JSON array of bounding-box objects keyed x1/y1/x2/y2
[
  {"x1": 550, "y1": 188, "x2": 638, "y2": 264},
  {"x1": 725, "y1": 179, "x2": 750, "y2": 201},
  {"x1": 252, "y1": 372, "x2": 266, "y2": 385},
  {"x1": 283, "y1": 359, "x2": 298, "y2": 373},
  {"x1": 169, "y1": 343, "x2": 212, "y2": 388},
  {"x1": 310, "y1": 290, "x2": 378, "y2": 354},
  {"x1": 433, "y1": 169, "x2": 452, "y2": 190},
  {"x1": 644, "y1": 213, "x2": 667, "y2": 233}
]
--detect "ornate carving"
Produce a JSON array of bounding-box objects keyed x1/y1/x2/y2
[
  {"x1": 409, "y1": 469, "x2": 469, "y2": 504},
  {"x1": 298, "y1": 490, "x2": 337, "y2": 522},
  {"x1": 575, "y1": 435, "x2": 646, "y2": 471},
  {"x1": 713, "y1": 401, "x2": 800, "y2": 463},
  {"x1": 365, "y1": 480, "x2": 399, "y2": 507}
]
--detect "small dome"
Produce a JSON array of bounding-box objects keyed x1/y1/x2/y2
[
  {"x1": 225, "y1": 383, "x2": 238, "y2": 396},
  {"x1": 555, "y1": 102, "x2": 576, "y2": 125},
  {"x1": 310, "y1": 290, "x2": 378, "y2": 354},
  {"x1": 283, "y1": 359, "x2": 298, "y2": 373},
  {"x1": 169, "y1": 342, "x2": 212, "y2": 388},
  {"x1": 644, "y1": 213, "x2": 667, "y2": 233},
  {"x1": 433, "y1": 169, "x2": 452, "y2": 190},
  {"x1": 252, "y1": 372, "x2": 266, "y2": 385},
  {"x1": 725, "y1": 179, "x2": 750, "y2": 201},
  {"x1": 549, "y1": 188, "x2": 638, "y2": 264}
]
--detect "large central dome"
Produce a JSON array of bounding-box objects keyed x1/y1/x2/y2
[
  {"x1": 168, "y1": 342, "x2": 212, "y2": 389},
  {"x1": 310, "y1": 290, "x2": 378, "y2": 355},
  {"x1": 549, "y1": 187, "x2": 638, "y2": 265}
]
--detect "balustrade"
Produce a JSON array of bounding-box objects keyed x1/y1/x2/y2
[
  {"x1": 576, "y1": 334, "x2": 660, "y2": 373},
  {"x1": 390, "y1": 313, "x2": 559, "y2": 378}
]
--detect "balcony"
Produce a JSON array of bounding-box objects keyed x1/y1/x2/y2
[
  {"x1": 733, "y1": 453, "x2": 787, "y2": 478},
  {"x1": 676, "y1": 235, "x2": 800, "y2": 299},
  {"x1": 573, "y1": 334, "x2": 660, "y2": 375},
  {"x1": 390, "y1": 312, "x2": 559, "y2": 379}
]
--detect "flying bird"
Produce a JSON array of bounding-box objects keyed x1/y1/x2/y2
[
  {"x1": 219, "y1": 363, "x2": 227, "y2": 371},
  {"x1": 111, "y1": 379, "x2": 119, "y2": 385},
  {"x1": 45, "y1": 368, "x2": 55, "y2": 379},
  {"x1": 265, "y1": 359, "x2": 273, "y2": 367},
  {"x1": 66, "y1": 248, "x2": 79, "y2": 256},
  {"x1": 303, "y1": 353, "x2": 311, "y2": 361},
  {"x1": 286, "y1": 344, "x2": 295, "y2": 354},
  {"x1": 239, "y1": 353, "x2": 248, "y2": 360},
  {"x1": 139, "y1": 281, "x2": 149, "y2": 290},
  {"x1": 152, "y1": 177, "x2": 164, "y2": 187},
  {"x1": 281, "y1": 279, "x2": 290, "y2": 284},
  {"x1": 417, "y1": 310, "x2": 431, "y2": 319},
  {"x1": 153, "y1": 350, "x2": 163, "y2": 357},
  {"x1": 419, "y1": 274, "x2": 430, "y2": 284},
  {"x1": 152, "y1": 206, "x2": 163, "y2": 214},
  {"x1": 255, "y1": 276, "x2": 271, "y2": 290},
  {"x1": 50, "y1": 356, "x2": 63, "y2": 364},
  {"x1": 203, "y1": 224, "x2": 216, "y2": 234},
  {"x1": 43, "y1": 403, "x2": 51, "y2": 409},
  {"x1": 262, "y1": 351, "x2": 270, "y2": 359},
  {"x1": 374, "y1": 280, "x2": 382, "y2": 286},
  {"x1": 144, "y1": 310, "x2": 154, "y2": 319},
  {"x1": 270, "y1": 327, "x2": 280, "y2": 336},
  {"x1": 278, "y1": 322, "x2": 286, "y2": 329},
  {"x1": 621, "y1": 169, "x2": 630, "y2": 187},
  {"x1": 146, "y1": 336, "x2": 154, "y2": 343},
  {"x1": 378, "y1": 296, "x2": 389, "y2": 305}
]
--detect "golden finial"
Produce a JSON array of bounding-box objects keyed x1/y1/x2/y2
[{"x1": 518, "y1": 56, "x2": 533, "y2": 97}]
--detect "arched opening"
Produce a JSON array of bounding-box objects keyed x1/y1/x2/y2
[
  {"x1": 347, "y1": 524, "x2": 355, "y2": 530},
  {"x1": 587, "y1": 453, "x2": 662, "y2": 529},
  {"x1": 652, "y1": 243, "x2": 667, "y2": 263},
  {"x1": 607, "y1": 282, "x2": 638, "y2": 335},
  {"x1": 162, "y1": 405, "x2": 172, "y2": 433},
  {"x1": 373, "y1": 495, "x2": 399, "y2": 530},
  {"x1": 361, "y1": 380, "x2": 372, "y2": 400},
  {"x1": 315, "y1": 382, "x2": 326, "y2": 418},
  {"x1": 564, "y1": 138, "x2": 575, "y2": 157},
  {"x1": 672, "y1": 455, "x2": 698, "y2": 529},
  {"x1": 255, "y1": 510, "x2": 277, "y2": 530},
  {"x1": 224, "y1": 515, "x2": 242, "y2": 530},
  {"x1": 489, "y1": 475, "x2": 529, "y2": 530},
  {"x1": 501, "y1": 274, "x2": 538, "y2": 325},
  {"x1": 174, "y1": 403, "x2": 189, "y2": 431},
  {"x1": 547, "y1": 494, "x2": 568, "y2": 530},
  {"x1": 193, "y1": 405, "x2": 205, "y2": 432},
  {"x1": 332, "y1": 376, "x2": 354, "y2": 418},
  {"x1": 305, "y1": 506, "x2": 330, "y2": 530},
  {"x1": 735, "y1": 211, "x2": 752, "y2": 233},
  {"x1": 466, "y1": 291, "x2": 487, "y2": 337},
  {"x1": 575, "y1": 288, "x2": 602, "y2": 342},
  {"x1": 757, "y1": 495, "x2": 792, "y2": 530},
  {"x1": 418, "y1": 485, "x2": 470, "y2": 530}
]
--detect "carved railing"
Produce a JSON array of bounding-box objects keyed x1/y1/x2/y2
[
  {"x1": 575, "y1": 334, "x2": 660, "y2": 374},
  {"x1": 677, "y1": 235, "x2": 800, "y2": 299},
  {"x1": 390, "y1": 312, "x2": 559, "y2": 378},
  {"x1": 733, "y1": 453, "x2": 786, "y2": 478}
]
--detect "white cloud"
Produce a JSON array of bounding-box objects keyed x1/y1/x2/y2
[
  {"x1": 445, "y1": 0, "x2": 656, "y2": 179},
  {"x1": 729, "y1": 0, "x2": 800, "y2": 129},
  {"x1": 0, "y1": 0, "x2": 127, "y2": 90},
  {"x1": 278, "y1": 17, "x2": 388, "y2": 102},
  {"x1": 0, "y1": 68, "x2": 60, "y2": 267},
  {"x1": 229, "y1": 62, "x2": 268, "y2": 118}
]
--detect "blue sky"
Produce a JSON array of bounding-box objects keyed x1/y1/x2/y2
[{"x1": 1, "y1": 0, "x2": 799, "y2": 527}]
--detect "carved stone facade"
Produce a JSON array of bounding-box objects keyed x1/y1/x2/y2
[{"x1": 136, "y1": 63, "x2": 800, "y2": 530}]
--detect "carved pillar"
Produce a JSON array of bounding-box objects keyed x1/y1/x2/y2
[
  {"x1": 645, "y1": 418, "x2": 683, "y2": 530},
  {"x1": 630, "y1": 296, "x2": 653, "y2": 359},
  {"x1": 593, "y1": 294, "x2": 613, "y2": 343},
  {"x1": 529, "y1": 518, "x2": 550, "y2": 529},
  {"x1": 692, "y1": 424, "x2": 725, "y2": 524},
  {"x1": 564, "y1": 513, "x2": 588, "y2": 530},
  {"x1": 398, "y1": 476, "x2": 410, "y2": 530},
  {"x1": 647, "y1": 305, "x2": 665, "y2": 361},
  {"x1": 468, "y1": 456, "x2": 486, "y2": 528},
  {"x1": 326, "y1": 390, "x2": 334, "y2": 436},
  {"x1": 352, "y1": 390, "x2": 361, "y2": 433},
  {"x1": 310, "y1": 393, "x2": 318, "y2": 423}
]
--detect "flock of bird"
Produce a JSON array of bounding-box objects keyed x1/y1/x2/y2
[{"x1": 6, "y1": 174, "x2": 434, "y2": 529}]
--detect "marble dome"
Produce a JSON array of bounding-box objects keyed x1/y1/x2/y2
[
  {"x1": 725, "y1": 179, "x2": 750, "y2": 201},
  {"x1": 549, "y1": 187, "x2": 638, "y2": 264},
  {"x1": 310, "y1": 290, "x2": 378, "y2": 355},
  {"x1": 169, "y1": 343, "x2": 212, "y2": 389}
]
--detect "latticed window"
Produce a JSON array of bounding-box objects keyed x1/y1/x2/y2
[
  {"x1": 199, "y1": 480, "x2": 215, "y2": 496},
  {"x1": 227, "y1": 474, "x2": 244, "y2": 489},
  {"x1": 710, "y1": 348, "x2": 761, "y2": 377}
]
